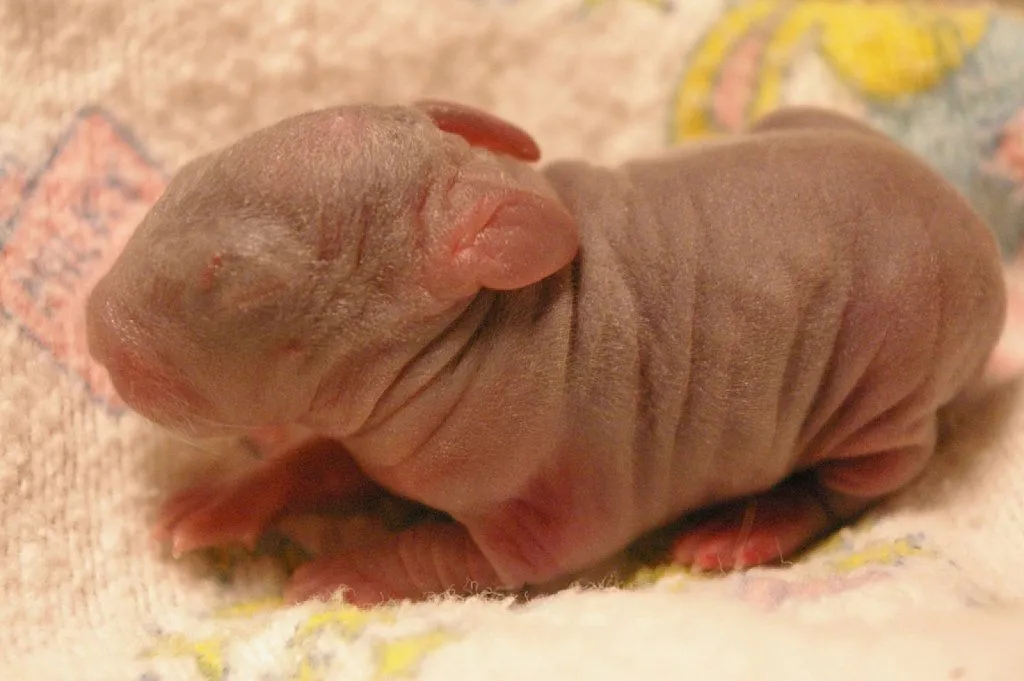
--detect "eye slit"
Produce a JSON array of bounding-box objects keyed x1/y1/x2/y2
[{"x1": 198, "y1": 252, "x2": 225, "y2": 292}]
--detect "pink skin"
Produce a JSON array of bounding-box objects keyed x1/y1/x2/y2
[
  {"x1": 150, "y1": 438, "x2": 382, "y2": 555},
  {"x1": 86, "y1": 102, "x2": 1005, "y2": 605}
]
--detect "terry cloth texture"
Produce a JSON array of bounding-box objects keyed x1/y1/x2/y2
[{"x1": 3, "y1": 1, "x2": 1024, "y2": 679}]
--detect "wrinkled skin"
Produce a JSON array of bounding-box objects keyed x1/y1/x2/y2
[{"x1": 86, "y1": 101, "x2": 1006, "y2": 605}]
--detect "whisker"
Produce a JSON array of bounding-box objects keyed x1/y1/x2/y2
[{"x1": 161, "y1": 424, "x2": 218, "y2": 455}]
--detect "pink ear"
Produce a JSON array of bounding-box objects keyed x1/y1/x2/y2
[
  {"x1": 433, "y1": 188, "x2": 579, "y2": 299},
  {"x1": 414, "y1": 100, "x2": 542, "y2": 162}
]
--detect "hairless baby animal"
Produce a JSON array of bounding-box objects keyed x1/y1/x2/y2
[{"x1": 86, "y1": 101, "x2": 1006, "y2": 605}]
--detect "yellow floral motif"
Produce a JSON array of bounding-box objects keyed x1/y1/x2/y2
[
  {"x1": 144, "y1": 634, "x2": 226, "y2": 681},
  {"x1": 293, "y1": 603, "x2": 397, "y2": 643},
  {"x1": 374, "y1": 630, "x2": 458, "y2": 681},
  {"x1": 673, "y1": 0, "x2": 989, "y2": 140},
  {"x1": 213, "y1": 597, "x2": 286, "y2": 618},
  {"x1": 828, "y1": 536, "x2": 934, "y2": 573},
  {"x1": 627, "y1": 563, "x2": 689, "y2": 588},
  {"x1": 798, "y1": 532, "x2": 847, "y2": 560},
  {"x1": 626, "y1": 562, "x2": 728, "y2": 589}
]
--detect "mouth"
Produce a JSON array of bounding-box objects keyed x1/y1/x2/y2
[
  {"x1": 102, "y1": 346, "x2": 218, "y2": 429},
  {"x1": 87, "y1": 292, "x2": 218, "y2": 431},
  {"x1": 92, "y1": 328, "x2": 259, "y2": 441}
]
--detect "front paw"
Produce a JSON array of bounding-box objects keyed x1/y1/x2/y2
[{"x1": 151, "y1": 473, "x2": 286, "y2": 555}]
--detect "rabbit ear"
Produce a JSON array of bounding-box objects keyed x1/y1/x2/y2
[
  {"x1": 448, "y1": 189, "x2": 578, "y2": 294},
  {"x1": 423, "y1": 175, "x2": 579, "y2": 301},
  {"x1": 414, "y1": 100, "x2": 542, "y2": 162}
]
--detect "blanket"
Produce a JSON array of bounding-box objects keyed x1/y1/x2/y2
[{"x1": 2, "y1": 1, "x2": 1024, "y2": 678}]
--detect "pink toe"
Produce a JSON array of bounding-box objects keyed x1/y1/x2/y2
[
  {"x1": 151, "y1": 485, "x2": 219, "y2": 542},
  {"x1": 692, "y1": 538, "x2": 741, "y2": 572},
  {"x1": 168, "y1": 500, "x2": 261, "y2": 554},
  {"x1": 671, "y1": 517, "x2": 738, "y2": 569},
  {"x1": 733, "y1": 534, "x2": 783, "y2": 569},
  {"x1": 671, "y1": 536, "x2": 704, "y2": 566}
]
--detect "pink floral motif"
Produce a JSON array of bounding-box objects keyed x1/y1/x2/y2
[
  {"x1": 734, "y1": 570, "x2": 891, "y2": 612},
  {"x1": 984, "y1": 109, "x2": 1024, "y2": 381},
  {"x1": 713, "y1": 34, "x2": 767, "y2": 133},
  {"x1": 989, "y1": 109, "x2": 1024, "y2": 198},
  {"x1": 0, "y1": 109, "x2": 167, "y2": 407}
]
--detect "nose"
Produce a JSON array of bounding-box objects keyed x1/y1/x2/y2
[{"x1": 85, "y1": 285, "x2": 207, "y2": 420}]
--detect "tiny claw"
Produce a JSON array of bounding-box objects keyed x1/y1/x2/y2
[
  {"x1": 169, "y1": 528, "x2": 215, "y2": 557},
  {"x1": 151, "y1": 485, "x2": 218, "y2": 542}
]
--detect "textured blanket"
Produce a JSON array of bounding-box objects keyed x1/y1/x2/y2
[{"x1": 3, "y1": 1, "x2": 1024, "y2": 678}]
